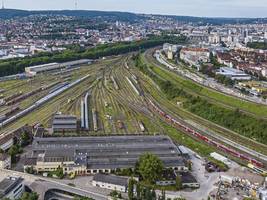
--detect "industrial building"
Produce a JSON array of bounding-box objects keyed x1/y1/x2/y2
[
  {"x1": 25, "y1": 59, "x2": 91, "y2": 76},
  {"x1": 0, "y1": 176, "x2": 24, "y2": 200},
  {"x1": 92, "y1": 174, "x2": 129, "y2": 192},
  {"x1": 216, "y1": 67, "x2": 251, "y2": 80},
  {"x1": 24, "y1": 135, "x2": 187, "y2": 175},
  {"x1": 52, "y1": 114, "x2": 77, "y2": 133}
]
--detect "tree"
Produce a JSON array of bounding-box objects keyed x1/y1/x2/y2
[
  {"x1": 20, "y1": 192, "x2": 39, "y2": 200},
  {"x1": 8, "y1": 144, "x2": 22, "y2": 163},
  {"x1": 136, "y1": 182, "x2": 141, "y2": 200},
  {"x1": 128, "y1": 177, "x2": 135, "y2": 200},
  {"x1": 175, "y1": 175, "x2": 183, "y2": 190},
  {"x1": 25, "y1": 166, "x2": 35, "y2": 174},
  {"x1": 21, "y1": 132, "x2": 31, "y2": 147},
  {"x1": 145, "y1": 187, "x2": 152, "y2": 200},
  {"x1": 161, "y1": 189, "x2": 166, "y2": 200},
  {"x1": 151, "y1": 188, "x2": 157, "y2": 200},
  {"x1": 138, "y1": 153, "x2": 163, "y2": 184}
]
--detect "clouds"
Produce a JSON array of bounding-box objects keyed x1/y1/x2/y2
[{"x1": 4, "y1": 0, "x2": 267, "y2": 17}]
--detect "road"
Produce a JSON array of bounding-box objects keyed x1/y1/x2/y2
[
  {"x1": 155, "y1": 50, "x2": 267, "y2": 106},
  {"x1": 158, "y1": 147, "x2": 221, "y2": 200},
  {"x1": 0, "y1": 169, "x2": 109, "y2": 200}
]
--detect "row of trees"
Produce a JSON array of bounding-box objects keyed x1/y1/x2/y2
[
  {"x1": 0, "y1": 35, "x2": 187, "y2": 77},
  {"x1": 134, "y1": 54, "x2": 267, "y2": 145}
]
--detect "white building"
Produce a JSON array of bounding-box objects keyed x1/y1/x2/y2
[
  {"x1": 216, "y1": 67, "x2": 251, "y2": 80},
  {"x1": 0, "y1": 176, "x2": 24, "y2": 200},
  {"x1": 210, "y1": 152, "x2": 231, "y2": 167},
  {"x1": 0, "y1": 153, "x2": 11, "y2": 169},
  {"x1": 92, "y1": 174, "x2": 129, "y2": 192},
  {"x1": 25, "y1": 59, "x2": 91, "y2": 76}
]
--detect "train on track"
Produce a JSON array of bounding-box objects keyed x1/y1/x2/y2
[
  {"x1": 148, "y1": 99, "x2": 264, "y2": 168},
  {"x1": 0, "y1": 75, "x2": 90, "y2": 128}
]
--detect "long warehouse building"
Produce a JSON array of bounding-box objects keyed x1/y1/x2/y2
[
  {"x1": 24, "y1": 135, "x2": 188, "y2": 175},
  {"x1": 25, "y1": 59, "x2": 92, "y2": 76}
]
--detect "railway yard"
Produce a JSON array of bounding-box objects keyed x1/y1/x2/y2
[{"x1": 0, "y1": 50, "x2": 267, "y2": 175}]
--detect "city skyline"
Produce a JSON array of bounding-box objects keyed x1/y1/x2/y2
[{"x1": 2, "y1": 0, "x2": 267, "y2": 18}]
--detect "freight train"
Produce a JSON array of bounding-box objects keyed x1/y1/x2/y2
[{"x1": 148, "y1": 99, "x2": 264, "y2": 168}]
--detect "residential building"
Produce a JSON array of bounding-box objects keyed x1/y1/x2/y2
[{"x1": 180, "y1": 47, "x2": 210, "y2": 68}]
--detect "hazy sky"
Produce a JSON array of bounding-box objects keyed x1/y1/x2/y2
[{"x1": 3, "y1": 0, "x2": 267, "y2": 18}]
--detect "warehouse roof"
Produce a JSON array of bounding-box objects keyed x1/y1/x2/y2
[
  {"x1": 93, "y1": 174, "x2": 128, "y2": 187},
  {"x1": 180, "y1": 172, "x2": 198, "y2": 184},
  {"x1": 31, "y1": 135, "x2": 185, "y2": 170}
]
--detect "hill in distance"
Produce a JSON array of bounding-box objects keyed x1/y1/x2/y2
[{"x1": 0, "y1": 8, "x2": 266, "y2": 24}]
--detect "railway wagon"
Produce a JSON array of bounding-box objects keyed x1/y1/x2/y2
[
  {"x1": 126, "y1": 77, "x2": 140, "y2": 96},
  {"x1": 84, "y1": 92, "x2": 90, "y2": 130},
  {"x1": 0, "y1": 75, "x2": 90, "y2": 128},
  {"x1": 111, "y1": 76, "x2": 119, "y2": 90},
  {"x1": 92, "y1": 108, "x2": 98, "y2": 132},
  {"x1": 4, "y1": 92, "x2": 23, "y2": 102},
  {"x1": 6, "y1": 88, "x2": 43, "y2": 106},
  {"x1": 139, "y1": 121, "x2": 145, "y2": 132}
]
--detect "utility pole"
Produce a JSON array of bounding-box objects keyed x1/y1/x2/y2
[
  {"x1": 75, "y1": 0, "x2": 78, "y2": 10},
  {"x1": 1, "y1": 0, "x2": 5, "y2": 9}
]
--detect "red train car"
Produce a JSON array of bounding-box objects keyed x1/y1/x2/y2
[{"x1": 147, "y1": 99, "x2": 264, "y2": 168}]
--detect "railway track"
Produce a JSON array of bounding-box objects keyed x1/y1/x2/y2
[{"x1": 128, "y1": 55, "x2": 267, "y2": 168}]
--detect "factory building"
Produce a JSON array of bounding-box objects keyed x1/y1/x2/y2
[
  {"x1": 52, "y1": 114, "x2": 77, "y2": 133},
  {"x1": 24, "y1": 135, "x2": 187, "y2": 176},
  {"x1": 25, "y1": 59, "x2": 91, "y2": 76},
  {"x1": 0, "y1": 176, "x2": 24, "y2": 200},
  {"x1": 216, "y1": 67, "x2": 251, "y2": 80}
]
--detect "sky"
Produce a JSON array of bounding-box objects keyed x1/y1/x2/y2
[{"x1": 3, "y1": 0, "x2": 267, "y2": 18}]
